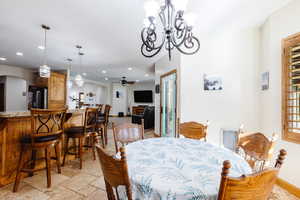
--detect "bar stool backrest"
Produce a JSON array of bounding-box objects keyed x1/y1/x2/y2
[
  {"x1": 84, "y1": 107, "x2": 98, "y2": 133},
  {"x1": 30, "y1": 108, "x2": 67, "y2": 143},
  {"x1": 97, "y1": 104, "x2": 103, "y2": 115},
  {"x1": 104, "y1": 105, "x2": 111, "y2": 123}
]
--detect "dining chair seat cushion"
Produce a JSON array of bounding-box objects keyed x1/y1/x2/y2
[
  {"x1": 97, "y1": 118, "x2": 105, "y2": 124},
  {"x1": 65, "y1": 126, "x2": 94, "y2": 135},
  {"x1": 21, "y1": 135, "x2": 59, "y2": 144}
]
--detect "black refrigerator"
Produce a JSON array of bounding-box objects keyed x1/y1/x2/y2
[{"x1": 28, "y1": 86, "x2": 48, "y2": 109}]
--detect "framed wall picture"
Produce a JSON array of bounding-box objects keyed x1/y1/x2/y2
[
  {"x1": 261, "y1": 71, "x2": 269, "y2": 90},
  {"x1": 204, "y1": 74, "x2": 223, "y2": 91}
]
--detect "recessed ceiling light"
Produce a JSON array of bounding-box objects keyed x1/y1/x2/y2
[
  {"x1": 16, "y1": 52, "x2": 23, "y2": 56},
  {"x1": 145, "y1": 74, "x2": 149, "y2": 77},
  {"x1": 38, "y1": 45, "x2": 45, "y2": 50},
  {"x1": 82, "y1": 72, "x2": 87, "y2": 76},
  {"x1": 102, "y1": 70, "x2": 107, "y2": 74},
  {"x1": 105, "y1": 77, "x2": 108, "y2": 80},
  {"x1": 128, "y1": 67, "x2": 133, "y2": 71},
  {"x1": 0, "y1": 57, "x2": 7, "y2": 61}
]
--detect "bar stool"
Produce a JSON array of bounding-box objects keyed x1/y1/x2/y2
[
  {"x1": 97, "y1": 104, "x2": 103, "y2": 116},
  {"x1": 63, "y1": 107, "x2": 98, "y2": 169},
  {"x1": 13, "y1": 108, "x2": 66, "y2": 192},
  {"x1": 97, "y1": 105, "x2": 111, "y2": 145},
  {"x1": 95, "y1": 105, "x2": 105, "y2": 148}
]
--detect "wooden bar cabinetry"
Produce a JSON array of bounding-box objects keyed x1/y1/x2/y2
[
  {"x1": 0, "y1": 110, "x2": 85, "y2": 187},
  {"x1": 35, "y1": 71, "x2": 67, "y2": 109}
]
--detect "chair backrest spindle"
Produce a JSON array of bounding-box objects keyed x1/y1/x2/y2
[{"x1": 218, "y1": 149, "x2": 287, "y2": 200}]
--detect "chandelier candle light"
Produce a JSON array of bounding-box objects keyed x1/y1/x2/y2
[
  {"x1": 39, "y1": 25, "x2": 51, "y2": 78},
  {"x1": 141, "y1": 0, "x2": 200, "y2": 60}
]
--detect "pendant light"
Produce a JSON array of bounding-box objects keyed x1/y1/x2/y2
[
  {"x1": 74, "y1": 45, "x2": 84, "y2": 87},
  {"x1": 39, "y1": 25, "x2": 51, "y2": 78},
  {"x1": 67, "y1": 58, "x2": 73, "y2": 89}
]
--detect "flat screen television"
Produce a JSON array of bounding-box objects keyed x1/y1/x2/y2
[{"x1": 134, "y1": 90, "x2": 153, "y2": 103}]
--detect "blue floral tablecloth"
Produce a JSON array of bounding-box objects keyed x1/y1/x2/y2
[{"x1": 119, "y1": 138, "x2": 252, "y2": 200}]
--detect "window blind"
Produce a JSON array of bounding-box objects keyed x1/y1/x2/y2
[{"x1": 288, "y1": 44, "x2": 300, "y2": 133}]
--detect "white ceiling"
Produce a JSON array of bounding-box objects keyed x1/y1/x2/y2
[{"x1": 0, "y1": 0, "x2": 293, "y2": 82}]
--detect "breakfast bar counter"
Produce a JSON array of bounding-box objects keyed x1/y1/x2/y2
[{"x1": 0, "y1": 109, "x2": 85, "y2": 186}]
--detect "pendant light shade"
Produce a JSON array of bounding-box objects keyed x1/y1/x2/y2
[
  {"x1": 74, "y1": 74, "x2": 84, "y2": 87},
  {"x1": 74, "y1": 45, "x2": 85, "y2": 87},
  {"x1": 39, "y1": 25, "x2": 51, "y2": 78},
  {"x1": 67, "y1": 58, "x2": 73, "y2": 89},
  {"x1": 39, "y1": 65, "x2": 50, "y2": 78}
]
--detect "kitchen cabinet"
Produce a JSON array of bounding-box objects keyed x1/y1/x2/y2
[
  {"x1": 34, "y1": 71, "x2": 66, "y2": 109},
  {"x1": 48, "y1": 72, "x2": 66, "y2": 109}
]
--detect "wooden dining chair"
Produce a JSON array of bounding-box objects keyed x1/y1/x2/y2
[
  {"x1": 63, "y1": 107, "x2": 98, "y2": 169},
  {"x1": 96, "y1": 145, "x2": 132, "y2": 200},
  {"x1": 177, "y1": 119, "x2": 209, "y2": 141},
  {"x1": 97, "y1": 104, "x2": 103, "y2": 115},
  {"x1": 237, "y1": 132, "x2": 277, "y2": 171},
  {"x1": 95, "y1": 104, "x2": 105, "y2": 148},
  {"x1": 218, "y1": 149, "x2": 287, "y2": 200},
  {"x1": 113, "y1": 120, "x2": 144, "y2": 153},
  {"x1": 13, "y1": 108, "x2": 66, "y2": 192},
  {"x1": 98, "y1": 105, "x2": 111, "y2": 145}
]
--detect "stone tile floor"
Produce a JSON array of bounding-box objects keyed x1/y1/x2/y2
[{"x1": 0, "y1": 117, "x2": 298, "y2": 200}]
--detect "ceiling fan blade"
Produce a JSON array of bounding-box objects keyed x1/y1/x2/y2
[{"x1": 127, "y1": 81, "x2": 135, "y2": 84}]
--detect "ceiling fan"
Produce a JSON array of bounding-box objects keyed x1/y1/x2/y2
[{"x1": 114, "y1": 77, "x2": 135, "y2": 86}]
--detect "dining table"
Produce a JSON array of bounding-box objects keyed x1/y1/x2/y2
[{"x1": 118, "y1": 137, "x2": 252, "y2": 200}]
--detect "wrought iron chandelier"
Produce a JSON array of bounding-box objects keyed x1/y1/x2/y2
[{"x1": 141, "y1": 0, "x2": 200, "y2": 60}]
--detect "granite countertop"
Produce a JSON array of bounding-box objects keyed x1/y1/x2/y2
[
  {"x1": 0, "y1": 109, "x2": 86, "y2": 118},
  {"x1": 0, "y1": 111, "x2": 31, "y2": 118}
]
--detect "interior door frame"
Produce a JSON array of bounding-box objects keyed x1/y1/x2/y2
[{"x1": 160, "y1": 69, "x2": 177, "y2": 137}]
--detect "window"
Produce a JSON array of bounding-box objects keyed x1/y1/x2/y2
[{"x1": 282, "y1": 33, "x2": 300, "y2": 144}]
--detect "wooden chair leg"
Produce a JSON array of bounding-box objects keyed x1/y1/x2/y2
[
  {"x1": 62, "y1": 136, "x2": 69, "y2": 166},
  {"x1": 45, "y1": 147, "x2": 52, "y2": 188},
  {"x1": 125, "y1": 184, "x2": 133, "y2": 200},
  {"x1": 105, "y1": 179, "x2": 116, "y2": 200},
  {"x1": 13, "y1": 147, "x2": 25, "y2": 192},
  {"x1": 79, "y1": 137, "x2": 83, "y2": 169},
  {"x1": 73, "y1": 138, "x2": 78, "y2": 158},
  {"x1": 29, "y1": 149, "x2": 37, "y2": 177},
  {"x1": 115, "y1": 187, "x2": 120, "y2": 200},
  {"x1": 54, "y1": 142, "x2": 62, "y2": 174},
  {"x1": 104, "y1": 124, "x2": 108, "y2": 145},
  {"x1": 97, "y1": 127, "x2": 105, "y2": 148},
  {"x1": 101, "y1": 130, "x2": 105, "y2": 148},
  {"x1": 92, "y1": 134, "x2": 96, "y2": 161}
]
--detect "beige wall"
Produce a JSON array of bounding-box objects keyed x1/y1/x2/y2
[
  {"x1": 0, "y1": 64, "x2": 34, "y2": 83},
  {"x1": 68, "y1": 78, "x2": 110, "y2": 109},
  {"x1": 5, "y1": 76, "x2": 27, "y2": 111},
  {"x1": 180, "y1": 27, "x2": 260, "y2": 144},
  {"x1": 259, "y1": 0, "x2": 300, "y2": 186},
  {"x1": 0, "y1": 65, "x2": 34, "y2": 111},
  {"x1": 179, "y1": 0, "x2": 300, "y2": 187}
]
